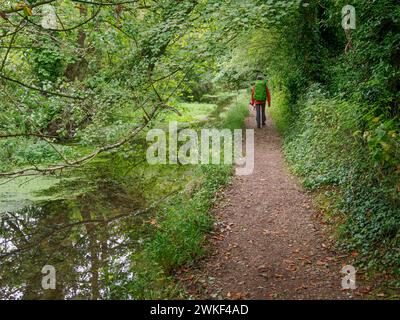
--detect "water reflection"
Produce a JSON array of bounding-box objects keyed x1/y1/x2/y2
[{"x1": 0, "y1": 155, "x2": 171, "y2": 300}]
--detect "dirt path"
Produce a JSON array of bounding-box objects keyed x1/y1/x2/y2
[{"x1": 182, "y1": 108, "x2": 363, "y2": 300}]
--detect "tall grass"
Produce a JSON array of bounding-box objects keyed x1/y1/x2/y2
[{"x1": 220, "y1": 90, "x2": 250, "y2": 130}]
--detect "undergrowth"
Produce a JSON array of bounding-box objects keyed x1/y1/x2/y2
[{"x1": 270, "y1": 85, "x2": 400, "y2": 295}]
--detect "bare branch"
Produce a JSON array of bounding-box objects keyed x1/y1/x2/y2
[
  {"x1": 1, "y1": 0, "x2": 57, "y2": 15},
  {"x1": 0, "y1": 19, "x2": 26, "y2": 73},
  {"x1": 21, "y1": 6, "x2": 102, "y2": 32},
  {"x1": 0, "y1": 73, "x2": 84, "y2": 100}
]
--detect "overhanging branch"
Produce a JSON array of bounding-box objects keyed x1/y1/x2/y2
[{"x1": 0, "y1": 74, "x2": 84, "y2": 100}]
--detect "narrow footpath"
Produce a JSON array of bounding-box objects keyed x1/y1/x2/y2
[{"x1": 182, "y1": 108, "x2": 364, "y2": 299}]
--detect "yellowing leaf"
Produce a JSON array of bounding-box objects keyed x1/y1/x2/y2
[
  {"x1": 23, "y1": 6, "x2": 32, "y2": 16},
  {"x1": 380, "y1": 142, "x2": 390, "y2": 151}
]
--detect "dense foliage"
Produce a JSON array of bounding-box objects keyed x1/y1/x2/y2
[
  {"x1": 0, "y1": 0, "x2": 399, "y2": 296},
  {"x1": 259, "y1": 0, "x2": 399, "y2": 278}
]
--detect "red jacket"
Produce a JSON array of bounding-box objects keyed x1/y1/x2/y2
[{"x1": 251, "y1": 85, "x2": 271, "y2": 107}]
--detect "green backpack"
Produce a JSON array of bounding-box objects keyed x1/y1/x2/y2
[{"x1": 254, "y1": 80, "x2": 267, "y2": 101}]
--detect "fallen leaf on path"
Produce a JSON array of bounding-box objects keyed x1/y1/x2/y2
[
  {"x1": 283, "y1": 259, "x2": 295, "y2": 264},
  {"x1": 212, "y1": 235, "x2": 224, "y2": 241},
  {"x1": 286, "y1": 265, "x2": 297, "y2": 272},
  {"x1": 359, "y1": 287, "x2": 371, "y2": 294},
  {"x1": 295, "y1": 285, "x2": 308, "y2": 291}
]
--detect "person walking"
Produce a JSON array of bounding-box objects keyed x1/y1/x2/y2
[{"x1": 250, "y1": 76, "x2": 271, "y2": 128}]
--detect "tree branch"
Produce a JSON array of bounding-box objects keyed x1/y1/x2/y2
[
  {"x1": 0, "y1": 73, "x2": 84, "y2": 99},
  {"x1": 0, "y1": 105, "x2": 159, "y2": 177},
  {"x1": 0, "y1": 133, "x2": 58, "y2": 139},
  {"x1": 0, "y1": 19, "x2": 26, "y2": 73},
  {"x1": 21, "y1": 6, "x2": 102, "y2": 32},
  {"x1": 1, "y1": 0, "x2": 57, "y2": 15}
]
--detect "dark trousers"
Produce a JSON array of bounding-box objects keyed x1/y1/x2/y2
[{"x1": 255, "y1": 103, "x2": 266, "y2": 128}]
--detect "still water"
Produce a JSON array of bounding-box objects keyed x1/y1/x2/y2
[{"x1": 0, "y1": 154, "x2": 189, "y2": 299}]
